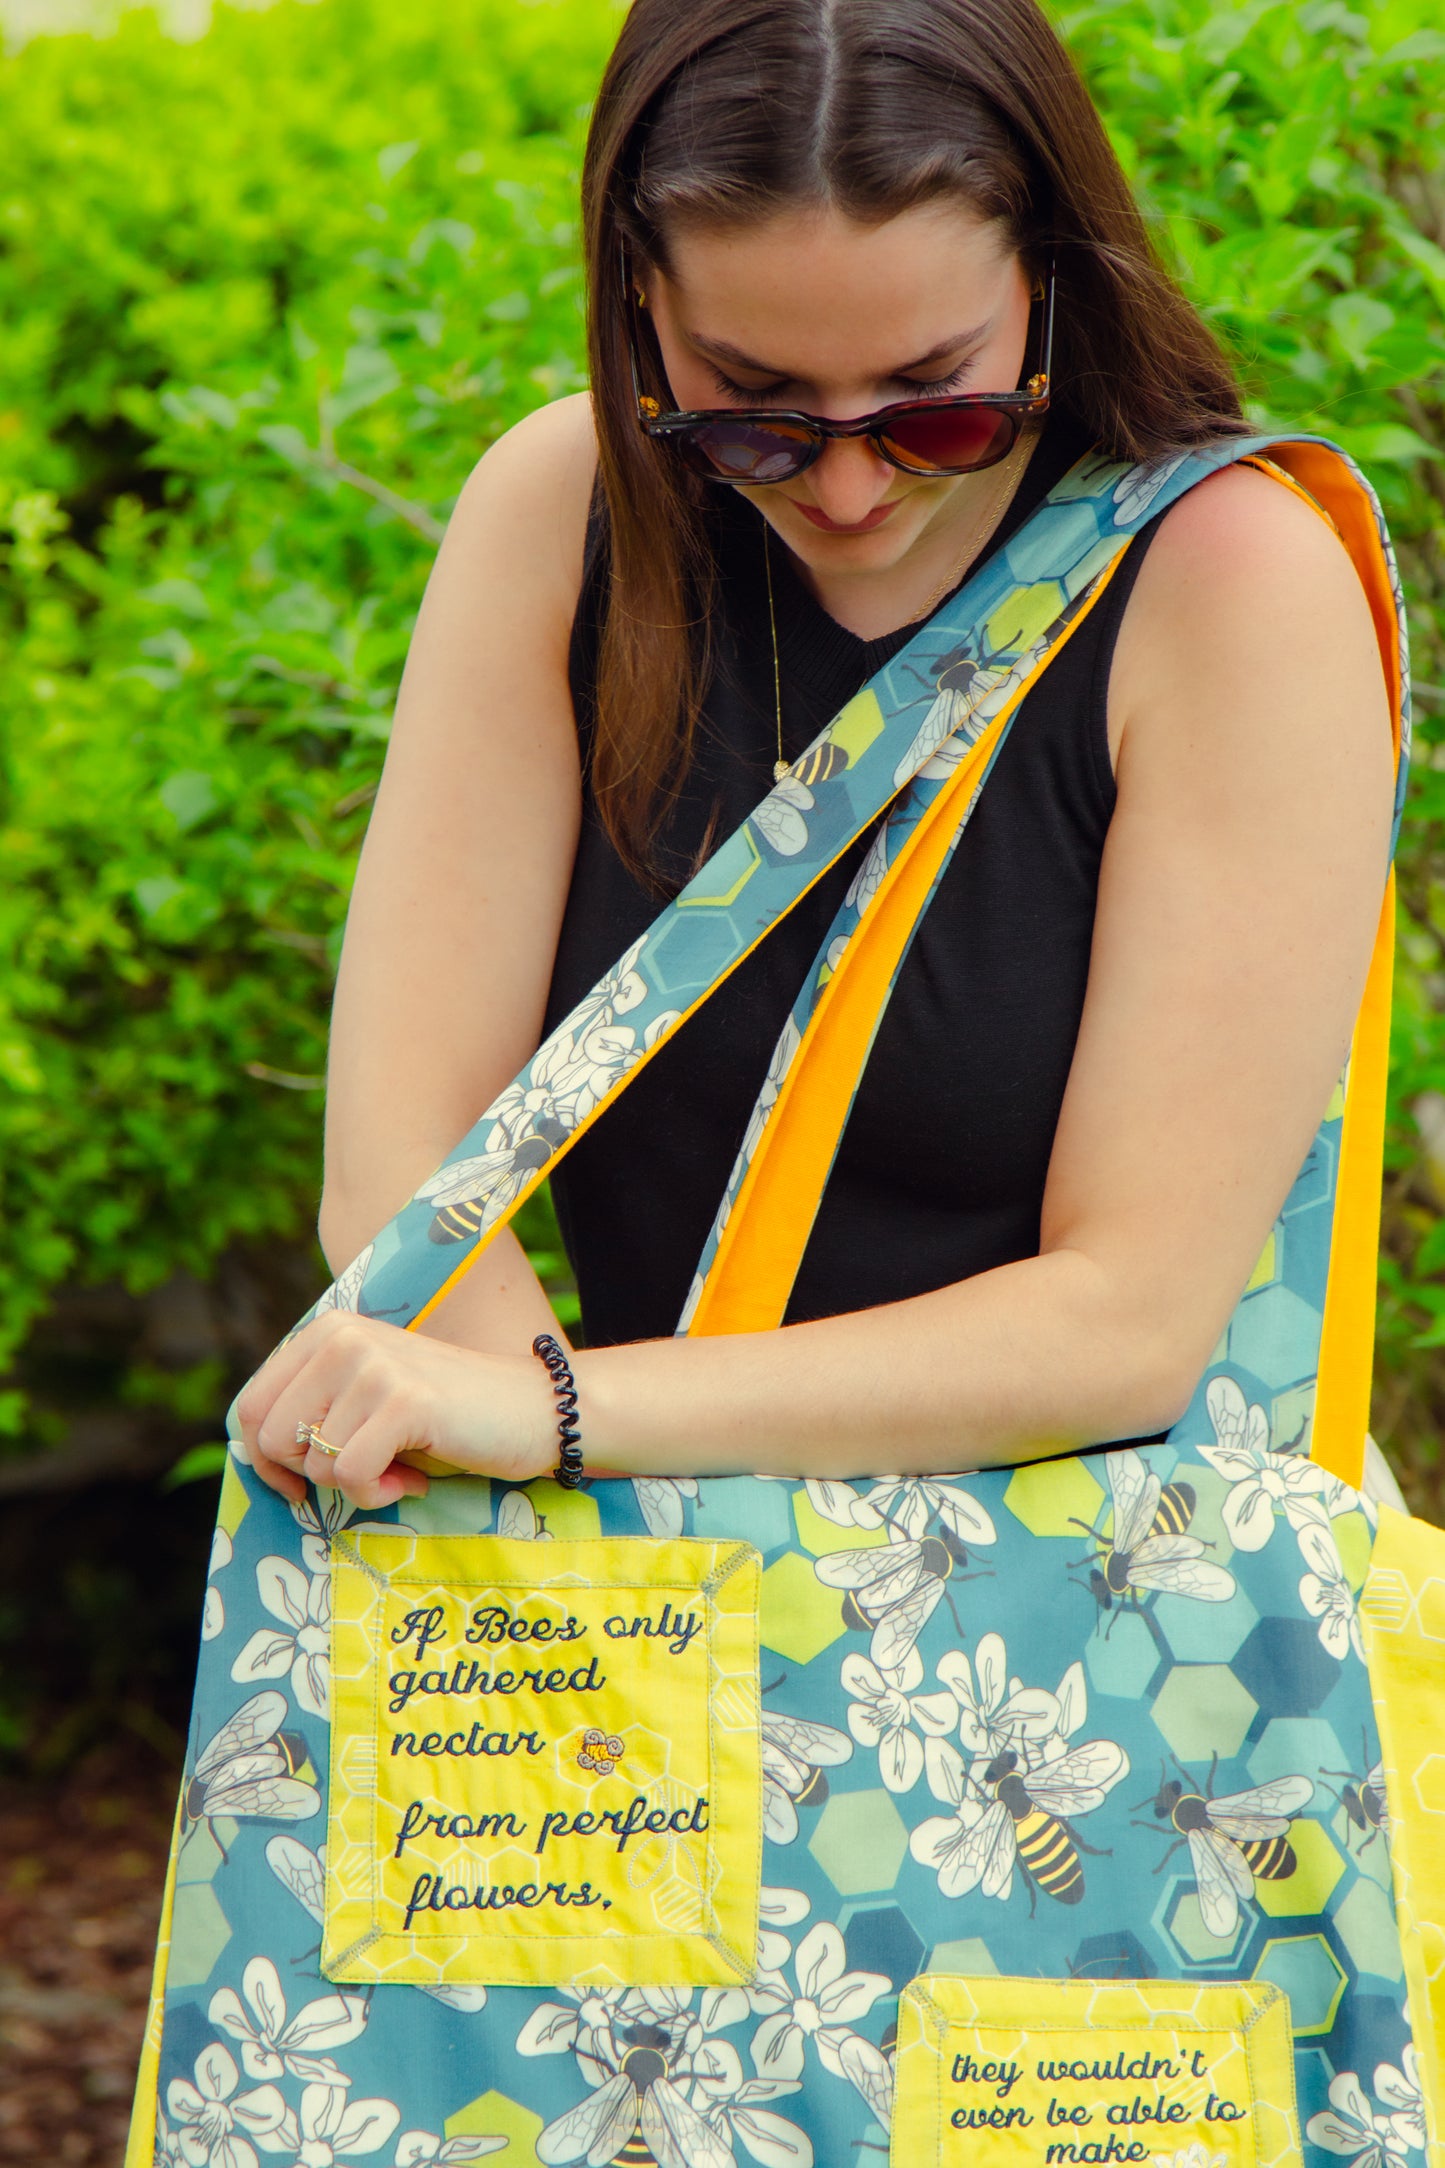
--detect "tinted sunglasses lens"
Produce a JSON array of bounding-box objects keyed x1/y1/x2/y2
[
  {"x1": 881, "y1": 404, "x2": 1017, "y2": 474},
  {"x1": 675, "y1": 417, "x2": 816, "y2": 482}
]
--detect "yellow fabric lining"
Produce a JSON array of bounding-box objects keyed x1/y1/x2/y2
[
  {"x1": 1359, "y1": 1506, "x2": 1445, "y2": 2168},
  {"x1": 1313, "y1": 877, "x2": 1396, "y2": 1486},
  {"x1": 688, "y1": 541, "x2": 1133, "y2": 1338},
  {"x1": 1249, "y1": 445, "x2": 1404, "y2": 1487},
  {"x1": 123, "y1": 1791, "x2": 184, "y2": 2167}
]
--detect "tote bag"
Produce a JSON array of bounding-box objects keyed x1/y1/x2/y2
[{"x1": 129, "y1": 434, "x2": 1443, "y2": 2168}]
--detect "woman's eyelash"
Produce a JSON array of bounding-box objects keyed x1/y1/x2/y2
[{"x1": 706, "y1": 360, "x2": 978, "y2": 404}]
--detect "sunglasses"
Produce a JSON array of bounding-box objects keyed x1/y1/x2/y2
[{"x1": 623, "y1": 245, "x2": 1055, "y2": 485}]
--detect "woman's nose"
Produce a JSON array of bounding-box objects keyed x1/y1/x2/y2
[{"x1": 801, "y1": 434, "x2": 898, "y2": 525}]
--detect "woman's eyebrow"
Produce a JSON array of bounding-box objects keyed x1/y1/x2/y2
[{"x1": 685, "y1": 321, "x2": 995, "y2": 377}]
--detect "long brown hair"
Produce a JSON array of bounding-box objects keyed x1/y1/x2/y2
[{"x1": 580, "y1": 0, "x2": 1247, "y2": 886}]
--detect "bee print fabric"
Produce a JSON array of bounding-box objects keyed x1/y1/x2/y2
[{"x1": 130, "y1": 437, "x2": 1441, "y2": 2168}]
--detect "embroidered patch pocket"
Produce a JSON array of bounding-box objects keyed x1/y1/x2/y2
[
  {"x1": 322, "y1": 1533, "x2": 762, "y2": 1988},
  {"x1": 891, "y1": 1976, "x2": 1301, "y2": 2168}
]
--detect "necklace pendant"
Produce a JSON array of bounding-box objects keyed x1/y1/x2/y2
[{"x1": 773, "y1": 758, "x2": 790, "y2": 783}]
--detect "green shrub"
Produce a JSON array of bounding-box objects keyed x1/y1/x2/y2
[{"x1": 0, "y1": 0, "x2": 1441, "y2": 1513}]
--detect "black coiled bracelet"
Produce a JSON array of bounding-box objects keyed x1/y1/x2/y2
[{"x1": 532, "y1": 1332, "x2": 585, "y2": 1489}]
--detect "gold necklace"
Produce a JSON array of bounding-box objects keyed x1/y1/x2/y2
[{"x1": 762, "y1": 423, "x2": 1041, "y2": 783}]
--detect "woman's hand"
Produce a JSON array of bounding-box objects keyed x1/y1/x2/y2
[{"x1": 233, "y1": 1311, "x2": 559, "y2": 1511}]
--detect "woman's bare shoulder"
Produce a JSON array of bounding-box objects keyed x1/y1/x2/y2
[
  {"x1": 1109, "y1": 455, "x2": 1389, "y2": 773},
  {"x1": 444, "y1": 390, "x2": 600, "y2": 646}
]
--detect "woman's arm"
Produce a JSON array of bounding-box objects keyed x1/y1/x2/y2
[
  {"x1": 316, "y1": 392, "x2": 597, "y2": 1358},
  {"x1": 238, "y1": 463, "x2": 1395, "y2": 1508}
]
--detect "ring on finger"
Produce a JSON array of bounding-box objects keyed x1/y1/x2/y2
[{"x1": 296, "y1": 1419, "x2": 343, "y2": 1460}]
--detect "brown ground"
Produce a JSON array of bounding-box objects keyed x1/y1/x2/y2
[{"x1": 0, "y1": 1753, "x2": 176, "y2": 2168}]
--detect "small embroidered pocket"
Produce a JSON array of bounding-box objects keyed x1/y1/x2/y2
[
  {"x1": 322, "y1": 1532, "x2": 762, "y2": 1988},
  {"x1": 891, "y1": 1975, "x2": 1301, "y2": 2168}
]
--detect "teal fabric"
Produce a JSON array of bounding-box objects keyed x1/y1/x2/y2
[{"x1": 146, "y1": 438, "x2": 1422, "y2": 2168}]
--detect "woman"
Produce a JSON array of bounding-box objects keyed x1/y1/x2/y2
[
  {"x1": 142, "y1": 3, "x2": 1432, "y2": 2166},
  {"x1": 242, "y1": 0, "x2": 1390, "y2": 1507}
]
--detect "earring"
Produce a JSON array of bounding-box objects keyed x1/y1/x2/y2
[{"x1": 634, "y1": 287, "x2": 648, "y2": 309}]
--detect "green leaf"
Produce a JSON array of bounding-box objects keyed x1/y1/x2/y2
[
  {"x1": 378, "y1": 138, "x2": 421, "y2": 182},
  {"x1": 161, "y1": 1442, "x2": 229, "y2": 1490},
  {"x1": 159, "y1": 770, "x2": 220, "y2": 831},
  {"x1": 1326, "y1": 291, "x2": 1396, "y2": 370},
  {"x1": 325, "y1": 343, "x2": 402, "y2": 427}
]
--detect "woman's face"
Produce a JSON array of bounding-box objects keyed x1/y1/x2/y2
[{"x1": 640, "y1": 199, "x2": 1034, "y2": 582}]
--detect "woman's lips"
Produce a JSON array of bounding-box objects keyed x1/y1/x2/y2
[{"x1": 793, "y1": 500, "x2": 898, "y2": 534}]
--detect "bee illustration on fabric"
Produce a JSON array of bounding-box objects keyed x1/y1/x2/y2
[
  {"x1": 1069, "y1": 1449, "x2": 1235, "y2": 1632},
  {"x1": 535, "y1": 2019, "x2": 732, "y2": 2168},
  {"x1": 892, "y1": 644, "x2": 990, "y2": 787},
  {"x1": 414, "y1": 1119, "x2": 570, "y2": 1244},
  {"x1": 760, "y1": 1699, "x2": 854, "y2": 1844},
  {"x1": 754, "y1": 737, "x2": 856, "y2": 857},
  {"x1": 264, "y1": 1836, "x2": 489, "y2": 2010},
  {"x1": 183, "y1": 1690, "x2": 320, "y2": 1850},
  {"x1": 815, "y1": 1522, "x2": 991, "y2": 1670},
  {"x1": 497, "y1": 1489, "x2": 552, "y2": 1540},
  {"x1": 1322, "y1": 1736, "x2": 1389, "y2": 1856},
  {"x1": 315, "y1": 1242, "x2": 373, "y2": 1315},
  {"x1": 578, "y1": 1730, "x2": 627, "y2": 1777},
  {"x1": 961, "y1": 1739, "x2": 1129, "y2": 1914},
  {"x1": 1135, "y1": 1753, "x2": 1315, "y2": 1940}
]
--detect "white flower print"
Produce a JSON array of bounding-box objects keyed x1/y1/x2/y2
[
  {"x1": 164, "y1": 2043, "x2": 287, "y2": 2168},
  {"x1": 1375, "y1": 2048, "x2": 1426, "y2": 2155},
  {"x1": 757, "y1": 1885, "x2": 811, "y2": 1975},
  {"x1": 289, "y1": 1490, "x2": 408, "y2": 1577},
  {"x1": 693, "y1": 2052, "x2": 813, "y2": 2168},
  {"x1": 677, "y1": 1269, "x2": 707, "y2": 1332},
  {"x1": 934, "y1": 1634, "x2": 1061, "y2": 1760},
  {"x1": 551, "y1": 932, "x2": 649, "y2": 1045},
  {"x1": 1152, "y1": 2146, "x2": 1229, "y2": 2168},
  {"x1": 731, "y1": 1015, "x2": 803, "y2": 1178},
  {"x1": 515, "y1": 1984, "x2": 627, "y2": 2060},
  {"x1": 1307, "y1": 2072, "x2": 1412, "y2": 2168},
  {"x1": 849, "y1": 1474, "x2": 996, "y2": 1549},
  {"x1": 908, "y1": 1736, "x2": 988, "y2": 1898},
  {"x1": 155, "y1": 2108, "x2": 187, "y2": 2168},
  {"x1": 1297, "y1": 1521, "x2": 1366, "y2": 1662},
  {"x1": 748, "y1": 1922, "x2": 889, "y2": 2083},
  {"x1": 231, "y1": 1557, "x2": 331, "y2": 1719},
  {"x1": 265, "y1": 2084, "x2": 400, "y2": 2168},
  {"x1": 1197, "y1": 1374, "x2": 1330, "y2": 1550},
  {"x1": 204, "y1": 1528, "x2": 233, "y2": 1642},
  {"x1": 840, "y1": 1647, "x2": 955, "y2": 1792},
  {"x1": 208, "y1": 1957, "x2": 366, "y2": 2086},
  {"x1": 393, "y1": 2135, "x2": 505, "y2": 2166}
]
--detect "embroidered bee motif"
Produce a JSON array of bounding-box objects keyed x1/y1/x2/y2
[{"x1": 577, "y1": 1729, "x2": 626, "y2": 1776}]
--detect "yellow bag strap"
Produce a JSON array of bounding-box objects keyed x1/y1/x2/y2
[
  {"x1": 686, "y1": 536, "x2": 1134, "y2": 1338},
  {"x1": 688, "y1": 444, "x2": 1405, "y2": 1500},
  {"x1": 1253, "y1": 445, "x2": 1405, "y2": 1488}
]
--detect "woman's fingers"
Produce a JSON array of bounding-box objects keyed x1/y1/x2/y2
[
  {"x1": 235, "y1": 1312, "x2": 437, "y2": 1512},
  {"x1": 313, "y1": 1407, "x2": 431, "y2": 1511},
  {"x1": 297, "y1": 1370, "x2": 423, "y2": 1508}
]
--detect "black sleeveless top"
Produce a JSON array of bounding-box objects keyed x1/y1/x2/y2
[{"x1": 544, "y1": 418, "x2": 1168, "y2": 1349}]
